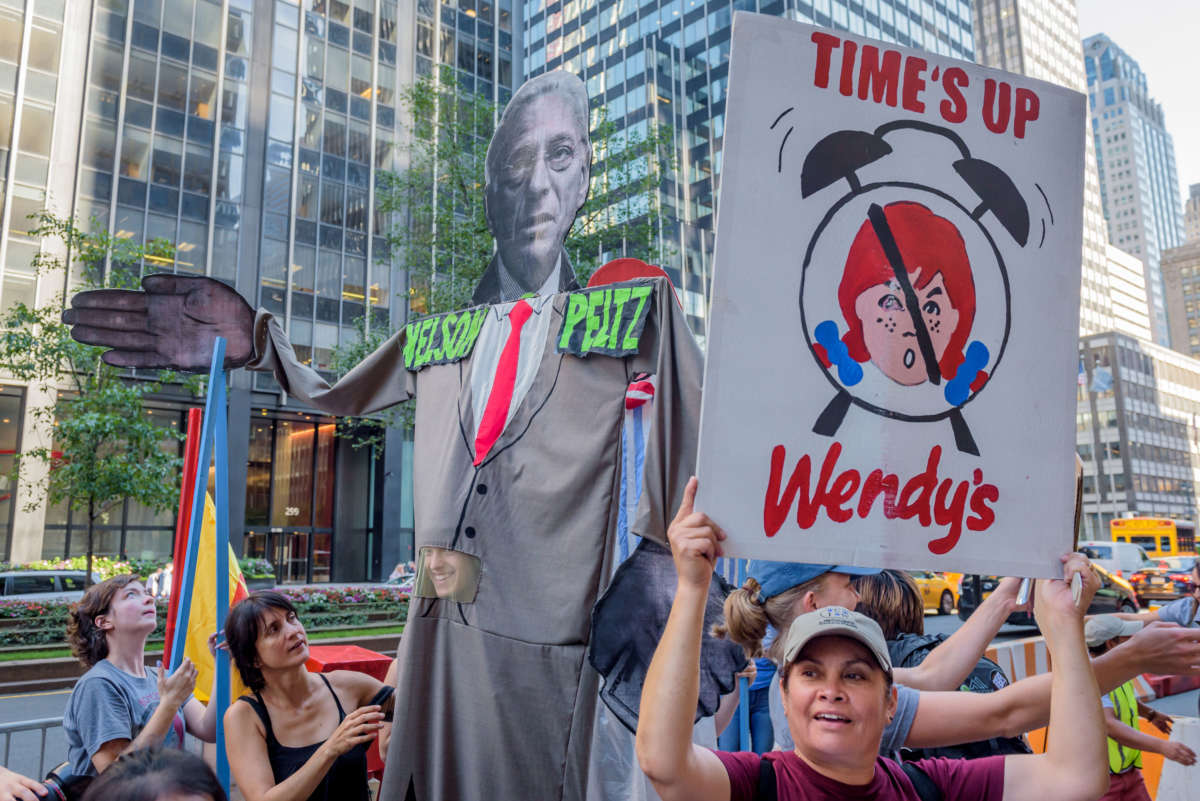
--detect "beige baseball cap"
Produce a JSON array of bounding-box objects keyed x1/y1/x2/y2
[
  {"x1": 1084, "y1": 615, "x2": 1143, "y2": 648},
  {"x1": 781, "y1": 606, "x2": 893, "y2": 677}
]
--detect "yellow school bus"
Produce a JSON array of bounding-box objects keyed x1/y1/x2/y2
[{"x1": 1110, "y1": 517, "x2": 1196, "y2": 558}]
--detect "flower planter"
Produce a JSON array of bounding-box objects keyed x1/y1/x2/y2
[{"x1": 245, "y1": 576, "x2": 275, "y2": 590}]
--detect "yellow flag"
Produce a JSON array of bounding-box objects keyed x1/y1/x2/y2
[{"x1": 183, "y1": 492, "x2": 251, "y2": 703}]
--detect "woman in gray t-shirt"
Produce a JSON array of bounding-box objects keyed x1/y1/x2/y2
[{"x1": 63, "y1": 575, "x2": 220, "y2": 777}]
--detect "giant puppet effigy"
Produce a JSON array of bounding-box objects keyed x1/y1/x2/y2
[{"x1": 63, "y1": 71, "x2": 745, "y2": 800}]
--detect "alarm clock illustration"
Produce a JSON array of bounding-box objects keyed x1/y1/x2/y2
[{"x1": 780, "y1": 117, "x2": 1046, "y2": 455}]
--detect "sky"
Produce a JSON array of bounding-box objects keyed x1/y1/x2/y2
[{"x1": 1077, "y1": 0, "x2": 1198, "y2": 204}]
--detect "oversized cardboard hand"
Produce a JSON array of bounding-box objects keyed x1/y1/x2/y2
[{"x1": 62, "y1": 274, "x2": 255, "y2": 371}]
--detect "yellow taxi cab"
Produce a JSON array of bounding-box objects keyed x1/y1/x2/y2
[{"x1": 907, "y1": 570, "x2": 959, "y2": 615}]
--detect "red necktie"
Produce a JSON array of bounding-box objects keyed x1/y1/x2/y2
[{"x1": 474, "y1": 299, "x2": 533, "y2": 465}]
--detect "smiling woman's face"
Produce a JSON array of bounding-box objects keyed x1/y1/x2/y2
[
  {"x1": 853, "y1": 267, "x2": 959, "y2": 386},
  {"x1": 781, "y1": 635, "x2": 895, "y2": 771},
  {"x1": 425, "y1": 547, "x2": 470, "y2": 599}
]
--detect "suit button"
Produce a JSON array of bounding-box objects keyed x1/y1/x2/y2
[
  {"x1": 476, "y1": 484, "x2": 488, "y2": 495},
  {"x1": 465, "y1": 526, "x2": 476, "y2": 538}
]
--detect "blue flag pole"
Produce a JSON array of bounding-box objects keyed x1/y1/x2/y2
[
  {"x1": 169, "y1": 337, "x2": 227, "y2": 670},
  {"x1": 163, "y1": 338, "x2": 231, "y2": 796},
  {"x1": 213, "y1": 373, "x2": 231, "y2": 792},
  {"x1": 732, "y1": 558, "x2": 750, "y2": 748},
  {"x1": 738, "y1": 676, "x2": 751, "y2": 750}
]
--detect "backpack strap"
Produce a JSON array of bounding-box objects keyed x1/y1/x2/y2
[
  {"x1": 901, "y1": 762, "x2": 944, "y2": 801},
  {"x1": 753, "y1": 756, "x2": 777, "y2": 801}
]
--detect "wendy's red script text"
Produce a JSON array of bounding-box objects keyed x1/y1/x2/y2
[{"x1": 762, "y1": 442, "x2": 999, "y2": 555}]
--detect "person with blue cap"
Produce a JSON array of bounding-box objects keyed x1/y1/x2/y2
[
  {"x1": 636, "y1": 476, "x2": 1111, "y2": 801},
  {"x1": 712, "y1": 561, "x2": 877, "y2": 755},
  {"x1": 716, "y1": 558, "x2": 1027, "y2": 754}
]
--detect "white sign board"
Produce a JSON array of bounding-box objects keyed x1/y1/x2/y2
[{"x1": 695, "y1": 13, "x2": 1085, "y2": 578}]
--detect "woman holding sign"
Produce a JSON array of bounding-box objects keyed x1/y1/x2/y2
[{"x1": 636, "y1": 477, "x2": 1108, "y2": 801}]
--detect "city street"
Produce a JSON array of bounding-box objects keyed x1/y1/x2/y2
[
  {"x1": 1, "y1": 609, "x2": 1196, "y2": 780},
  {"x1": 0, "y1": 688, "x2": 71, "y2": 778}
]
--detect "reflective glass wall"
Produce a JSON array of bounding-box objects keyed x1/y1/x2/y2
[
  {"x1": 0, "y1": 0, "x2": 66, "y2": 314},
  {"x1": 520, "y1": 0, "x2": 975, "y2": 338}
]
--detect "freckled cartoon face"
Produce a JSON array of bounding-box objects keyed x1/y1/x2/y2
[{"x1": 853, "y1": 268, "x2": 960, "y2": 386}]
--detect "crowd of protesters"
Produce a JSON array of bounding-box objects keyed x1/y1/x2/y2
[{"x1": 1, "y1": 478, "x2": 1199, "y2": 801}]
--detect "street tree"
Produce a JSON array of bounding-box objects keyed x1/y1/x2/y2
[
  {"x1": 376, "y1": 70, "x2": 677, "y2": 317},
  {"x1": 0, "y1": 213, "x2": 191, "y2": 584}
]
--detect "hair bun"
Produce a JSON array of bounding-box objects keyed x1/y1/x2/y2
[{"x1": 743, "y1": 576, "x2": 764, "y2": 605}]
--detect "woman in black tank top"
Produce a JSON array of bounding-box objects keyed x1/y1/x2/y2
[{"x1": 222, "y1": 591, "x2": 395, "y2": 801}]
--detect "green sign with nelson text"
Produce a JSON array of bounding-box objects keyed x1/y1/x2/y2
[{"x1": 402, "y1": 306, "x2": 489, "y2": 370}]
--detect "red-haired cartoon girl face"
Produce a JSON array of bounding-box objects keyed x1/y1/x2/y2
[{"x1": 837, "y1": 202, "x2": 976, "y2": 387}]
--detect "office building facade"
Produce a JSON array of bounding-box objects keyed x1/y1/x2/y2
[
  {"x1": 519, "y1": 0, "x2": 977, "y2": 339},
  {"x1": 0, "y1": 0, "x2": 517, "y2": 581},
  {"x1": 1077, "y1": 331, "x2": 1200, "y2": 540},
  {"x1": 1105, "y1": 243, "x2": 1151, "y2": 343},
  {"x1": 1083, "y1": 33, "x2": 1184, "y2": 347},
  {"x1": 1161, "y1": 240, "x2": 1200, "y2": 360},
  {"x1": 970, "y1": 0, "x2": 1116, "y2": 340},
  {"x1": 1185, "y1": 182, "x2": 1199, "y2": 244}
]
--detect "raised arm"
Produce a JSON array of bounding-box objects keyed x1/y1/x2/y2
[
  {"x1": 181, "y1": 633, "x2": 223, "y2": 743},
  {"x1": 635, "y1": 478, "x2": 732, "y2": 801},
  {"x1": 1101, "y1": 709, "x2": 1196, "y2": 765},
  {"x1": 64, "y1": 273, "x2": 413, "y2": 416},
  {"x1": 93, "y1": 659, "x2": 199, "y2": 772},
  {"x1": 1000, "y1": 561, "x2": 1107, "y2": 801},
  {"x1": 903, "y1": 593, "x2": 1200, "y2": 749},
  {"x1": 224, "y1": 700, "x2": 384, "y2": 801},
  {"x1": 894, "y1": 576, "x2": 1020, "y2": 691}
]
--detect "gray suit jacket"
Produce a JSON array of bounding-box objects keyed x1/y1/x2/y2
[{"x1": 248, "y1": 278, "x2": 703, "y2": 800}]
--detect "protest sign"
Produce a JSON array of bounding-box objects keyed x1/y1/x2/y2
[{"x1": 695, "y1": 13, "x2": 1085, "y2": 578}]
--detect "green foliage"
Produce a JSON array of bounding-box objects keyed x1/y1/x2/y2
[
  {"x1": 0, "y1": 587, "x2": 409, "y2": 648},
  {"x1": 127, "y1": 557, "x2": 171, "y2": 577},
  {"x1": 376, "y1": 70, "x2": 675, "y2": 317},
  {"x1": 567, "y1": 106, "x2": 678, "y2": 280},
  {"x1": 237, "y1": 556, "x2": 275, "y2": 578},
  {"x1": 377, "y1": 70, "x2": 497, "y2": 316},
  {"x1": 0, "y1": 212, "x2": 201, "y2": 583},
  {"x1": 0, "y1": 555, "x2": 164, "y2": 580},
  {"x1": 329, "y1": 315, "x2": 411, "y2": 446}
]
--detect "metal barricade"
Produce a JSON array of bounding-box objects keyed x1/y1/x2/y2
[{"x1": 0, "y1": 717, "x2": 64, "y2": 779}]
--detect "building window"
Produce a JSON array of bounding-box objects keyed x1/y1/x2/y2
[{"x1": 243, "y1": 413, "x2": 341, "y2": 583}]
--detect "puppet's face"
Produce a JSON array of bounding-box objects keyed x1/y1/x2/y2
[
  {"x1": 487, "y1": 92, "x2": 589, "y2": 285},
  {"x1": 853, "y1": 268, "x2": 959, "y2": 386}
]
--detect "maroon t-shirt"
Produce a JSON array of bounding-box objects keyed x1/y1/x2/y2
[{"x1": 714, "y1": 749, "x2": 1005, "y2": 801}]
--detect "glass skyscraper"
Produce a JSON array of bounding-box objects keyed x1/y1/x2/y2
[
  {"x1": 972, "y1": 4, "x2": 1200, "y2": 536},
  {"x1": 1083, "y1": 33, "x2": 1185, "y2": 347},
  {"x1": 519, "y1": 0, "x2": 976, "y2": 338},
  {"x1": 972, "y1": 0, "x2": 1116, "y2": 341},
  {"x1": 0, "y1": 0, "x2": 71, "y2": 564},
  {"x1": 0, "y1": 0, "x2": 524, "y2": 580}
]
